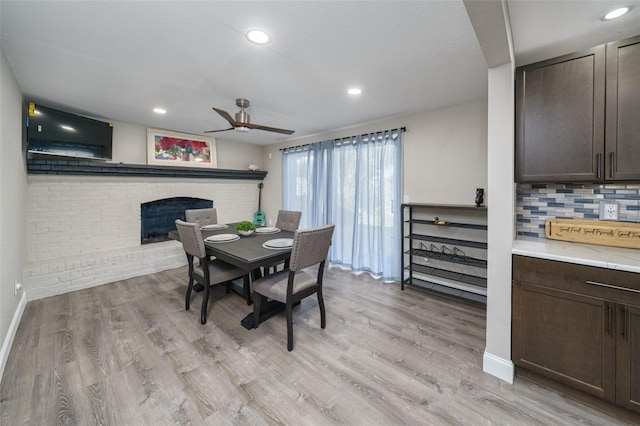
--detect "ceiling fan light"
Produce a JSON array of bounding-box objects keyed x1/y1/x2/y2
[
  {"x1": 235, "y1": 126, "x2": 251, "y2": 133},
  {"x1": 602, "y1": 6, "x2": 630, "y2": 20}
]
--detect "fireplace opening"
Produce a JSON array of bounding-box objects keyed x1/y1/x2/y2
[{"x1": 141, "y1": 197, "x2": 212, "y2": 244}]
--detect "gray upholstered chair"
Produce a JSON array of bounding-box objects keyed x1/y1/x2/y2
[
  {"x1": 185, "y1": 207, "x2": 217, "y2": 227},
  {"x1": 275, "y1": 209, "x2": 302, "y2": 232},
  {"x1": 175, "y1": 219, "x2": 247, "y2": 324},
  {"x1": 264, "y1": 209, "x2": 303, "y2": 275},
  {"x1": 252, "y1": 224, "x2": 335, "y2": 351}
]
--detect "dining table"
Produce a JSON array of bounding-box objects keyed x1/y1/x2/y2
[{"x1": 169, "y1": 222, "x2": 294, "y2": 329}]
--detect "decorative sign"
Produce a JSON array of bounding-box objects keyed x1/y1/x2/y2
[{"x1": 545, "y1": 218, "x2": 640, "y2": 249}]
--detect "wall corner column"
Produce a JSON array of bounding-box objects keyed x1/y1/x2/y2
[{"x1": 484, "y1": 61, "x2": 515, "y2": 383}]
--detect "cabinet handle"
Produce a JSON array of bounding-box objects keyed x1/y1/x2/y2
[
  {"x1": 607, "y1": 303, "x2": 613, "y2": 336},
  {"x1": 610, "y1": 152, "x2": 615, "y2": 179},
  {"x1": 596, "y1": 153, "x2": 602, "y2": 179},
  {"x1": 621, "y1": 305, "x2": 628, "y2": 341}
]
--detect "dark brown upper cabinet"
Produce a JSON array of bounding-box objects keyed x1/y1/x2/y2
[
  {"x1": 606, "y1": 35, "x2": 640, "y2": 181},
  {"x1": 516, "y1": 35, "x2": 640, "y2": 182}
]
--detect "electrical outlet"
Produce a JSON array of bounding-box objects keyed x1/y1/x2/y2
[{"x1": 599, "y1": 202, "x2": 619, "y2": 220}]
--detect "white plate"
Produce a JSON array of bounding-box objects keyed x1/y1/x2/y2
[
  {"x1": 255, "y1": 227, "x2": 281, "y2": 234},
  {"x1": 205, "y1": 233, "x2": 240, "y2": 243},
  {"x1": 263, "y1": 238, "x2": 293, "y2": 249},
  {"x1": 201, "y1": 224, "x2": 228, "y2": 230}
]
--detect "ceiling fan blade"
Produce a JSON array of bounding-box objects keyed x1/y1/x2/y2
[
  {"x1": 204, "y1": 127, "x2": 234, "y2": 133},
  {"x1": 243, "y1": 122, "x2": 295, "y2": 135},
  {"x1": 212, "y1": 107, "x2": 236, "y2": 127}
]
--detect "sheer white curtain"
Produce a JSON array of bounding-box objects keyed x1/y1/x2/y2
[
  {"x1": 282, "y1": 141, "x2": 329, "y2": 228},
  {"x1": 282, "y1": 129, "x2": 402, "y2": 281}
]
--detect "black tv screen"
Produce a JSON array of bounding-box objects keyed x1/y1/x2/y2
[{"x1": 26, "y1": 103, "x2": 113, "y2": 160}]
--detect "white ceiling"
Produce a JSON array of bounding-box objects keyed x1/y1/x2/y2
[{"x1": 1, "y1": 1, "x2": 639, "y2": 146}]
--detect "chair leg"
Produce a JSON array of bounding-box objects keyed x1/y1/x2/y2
[
  {"x1": 201, "y1": 283, "x2": 210, "y2": 325},
  {"x1": 253, "y1": 293, "x2": 263, "y2": 328},
  {"x1": 286, "y1": 301, "x2": 294, "y2": 351},
  {"x1": 185, "y1": 256, "x2": 194, "y2": 311},
  {"x1": 317, "y1": 288, "x2": 326, "y2": 329},
  {"x1": 185, "y1": 275, "x2": 194, "y2": 311}
]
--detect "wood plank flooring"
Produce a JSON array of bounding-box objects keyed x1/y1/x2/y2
[{"x1": 2, "y1": 266, "x2": 639, "y2": 425}]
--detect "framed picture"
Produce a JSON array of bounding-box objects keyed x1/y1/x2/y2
[{"x1": 147, "y1": 128, "x2": 217, "y2": 168}]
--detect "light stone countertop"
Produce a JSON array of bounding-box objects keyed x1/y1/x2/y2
[{"x1": 512, "y1": 237, "x2": 640, "y2": 274}]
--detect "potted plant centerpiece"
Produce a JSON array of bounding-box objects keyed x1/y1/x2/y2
[{"x1": 235, "y1": 220, "x2": 256, "y2": 236}]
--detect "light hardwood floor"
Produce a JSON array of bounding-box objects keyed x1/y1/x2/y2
[{"x1": 1, "y1": 266, "x2": 639, "y2": 425}]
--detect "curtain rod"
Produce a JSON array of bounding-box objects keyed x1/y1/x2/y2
[{"x1": 279, "y1": 126, "x2": 406, "y2": 152}]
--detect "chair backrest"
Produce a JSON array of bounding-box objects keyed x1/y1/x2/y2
[
  {"x1": 275, "y1": 210, "x2": 302, "y2": 232},
  {"x1": 175, "y1": 219, "x2": 206, "y2": 259},
  {"x1": 289, "y1": 224, "x2": 335, "y2": 271},
  {"x1": 185, "y1": 207, "x2": 217, "y2": 227}
]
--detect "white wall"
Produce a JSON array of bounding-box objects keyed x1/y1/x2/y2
[
  {"x1": 259, "y1": 101, "x2": 488, "y2": 224},
  {"x1": 0, "y1": 45, "x2": 28, "y2": 383},
  {"x1": 110, "y1": 121, "x2": 263, "y2": 170}
]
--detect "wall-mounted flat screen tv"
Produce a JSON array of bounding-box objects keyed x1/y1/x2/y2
[{"x1": 26, "y1": 102, "x2": 113, "y2": 160}]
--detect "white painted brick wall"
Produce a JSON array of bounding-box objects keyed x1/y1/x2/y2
[{"x1": 25, "y1": 175, "x2": 260, "y2": 300}]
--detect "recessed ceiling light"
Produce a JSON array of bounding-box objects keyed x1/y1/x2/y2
[
  {"x1": 347, "y1": 88, "x2": 362, "y2": 95},
  {"x1": 602, "y1": 6, "x2": 630, "y2": 20},
  {"x1": 153, "y1": 107, "x2": 167, "y2": 114},
  {"x1": 246, "y1": 29, "x2": 271, "y2": 45}
]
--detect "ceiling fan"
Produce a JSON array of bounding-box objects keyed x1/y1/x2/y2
[{"x1": 205, "y1": 98, "x2": 295, "y2": 135}]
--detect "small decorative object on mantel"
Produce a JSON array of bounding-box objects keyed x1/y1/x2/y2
[
  {"x1": 248, "y1": 163, "x2": 260, "y2": 171},
  {"x1": 434, "y1": 216, "x2": 450, "y2": 225},
  {"x1": 545, "y1": 218, "x2": 640, "y2": 249},
  {"x1": 147, "y1": 128, "x2": 217, "y2": 168},
  {"x1": 475, "y1": 188, "x2": 484, "y2": 207}
]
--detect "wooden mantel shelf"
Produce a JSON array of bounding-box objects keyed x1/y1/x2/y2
[{"x1": 26, "y1": 159, "x2": 267, "y2": 180}]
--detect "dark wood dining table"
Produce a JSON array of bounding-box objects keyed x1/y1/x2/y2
[{"x1": 170, "y1": 223, "x2": 294, "y2": 329}]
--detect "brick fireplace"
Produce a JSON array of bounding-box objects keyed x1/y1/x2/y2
[{"x1": 24, "y1": 162, "x2": 265, "y2": 300}]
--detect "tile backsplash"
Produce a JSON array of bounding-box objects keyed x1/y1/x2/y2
[{"x1": 516, "y1": 183, "x2": 640, "y2": 238}]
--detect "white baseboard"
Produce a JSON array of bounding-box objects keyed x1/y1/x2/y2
[
  {"x1": 0, "y1": 291, "x2": 27, "y2": 385},
  {"x1": 483, "y1": 350, "x2": 514, "y2": 384}
]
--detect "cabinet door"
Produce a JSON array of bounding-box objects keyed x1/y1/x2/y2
[
  {"x1": 515, "y1": 46, "x2": 606, "y2": 182},
  {"x1": 616, "y1": 303, "x2": 640, "y2": 413},
  {"x1": 512, "y1": 281, "x2": 616, "y2": 401},
  {"x1": 606, "y1": 35, "x2": 640, "y2": 181}
]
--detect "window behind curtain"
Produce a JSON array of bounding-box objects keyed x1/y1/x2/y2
[{"x1": 282, "y1": 129, "x2": 402, "y2": 281}]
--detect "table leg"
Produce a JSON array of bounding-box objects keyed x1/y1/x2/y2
[{"x1": 243, "y1": 274, "x2": 253, "y2": 305}]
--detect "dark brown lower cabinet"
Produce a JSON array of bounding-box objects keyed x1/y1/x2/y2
[
  {"x1": 513, "y1": 282, "x2": 616, "y2": 400},
  {"x1": 617, "y1": 303, "x2": 640, "y2": 412},
  {"x1": 513, "y1": 255, "x2": 640, "y2": 414}
]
